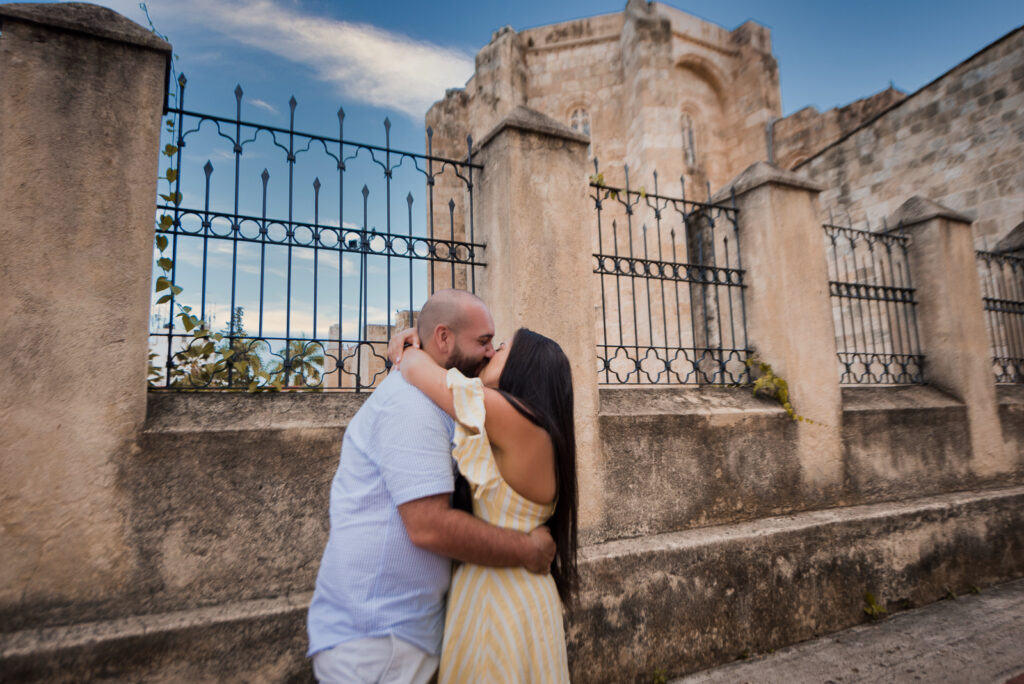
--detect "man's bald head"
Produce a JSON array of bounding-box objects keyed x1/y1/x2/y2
[
  {"x1": 417, "y1": 289, "x2": 486, "y2": 340},
  {"x1": 416, "y1": 289, "x2": 495, "y2": 376}
]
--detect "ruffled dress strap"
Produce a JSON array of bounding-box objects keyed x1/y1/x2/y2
[{"x1": 445, "y1": 368, "x2": 500, "y2": 488}]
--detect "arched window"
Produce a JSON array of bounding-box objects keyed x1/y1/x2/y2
[
  {"x1": 570, "y1": 108, "x2": 592, "y2": 156},
  {"x1": 681, "y1": 113, "x2": 698, "y2": 169}
]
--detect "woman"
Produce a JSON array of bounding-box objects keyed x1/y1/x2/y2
[{"x1": 388, "y1": 327, "x2": 578, "y2": 684}]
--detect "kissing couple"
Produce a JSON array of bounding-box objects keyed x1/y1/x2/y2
[{"x1": 307, "y1": 288, "x2": 578, "y2": 683}]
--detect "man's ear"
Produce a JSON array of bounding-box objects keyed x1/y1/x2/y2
[{"x1": 433, "y1": 324, "x2": 452, "y2": 355}]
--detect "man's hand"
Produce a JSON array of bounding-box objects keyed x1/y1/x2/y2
[{"x1": 524, "y1": 525, "x2": 557, "y2": 574}]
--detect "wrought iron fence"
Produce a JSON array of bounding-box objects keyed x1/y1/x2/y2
[
  {"x1": 976, "y1": 250, "x2": 1024, "y2": 383},
  {"x1": 150, "y1": 75, "x2": 483, "y2": 391},
  {"x1": 590, "y1": 162, "x2": 749, "y2": 385},
  {"x1": 823, "y1": 220, "x2": 924, "y2": 384}
]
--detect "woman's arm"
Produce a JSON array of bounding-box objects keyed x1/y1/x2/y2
[
  {"x1": 400, "y1": 347, "x2": 544, "y2": 444},
  {"x1": 398, "y1": 347, "x2": 457, "y2": 418}
]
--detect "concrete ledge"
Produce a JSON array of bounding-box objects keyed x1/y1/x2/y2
[
  {"x1": 0, "y1": 594, "x2": 312, "y2": 683},
  {"x1": 568, "y1": 485, "x2": 1024, "y2": 682},
  {"x1": 595, "y1": 387, "x2": 801, "y2": 543},
  {"x1": 145, "y1": 391, "x2": 368, "y2": 433},
  {"x1": 592, "y1": 385, "x2": 1012, "y2": 544},
  {"x1": 841, "y1": 385, "x2": 984, "y2": 502},
  {"x1": 8, "y1": 488, "x2": 1022, "y2": 683},
  {"x1": 1, "y1": 393, "x2": 364, "y2": 633},
  {"x1": 998, "y1": 384, "x2": 1024, "y2": 468}
]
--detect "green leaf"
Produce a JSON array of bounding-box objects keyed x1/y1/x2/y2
[
  {"x1": 157, "y1": 257, "x2": 173, "y2": 271},
  {"x1": 166, "y1": 168, "x2": 178, "y2": 183},
  {"x1": 171, "y1": 285, "x2": 183, "y2": 295},
  {"x1": 159, "y1": 215, "x2": 174, "y2": 230},
  {"x1": 180, "y1": 314, "x2": 196, "y2": 332},
  {"x1": 164, "y1": 144, "x2": 178, "y2": 157},
  {"x1": 155, "y1": 235, "x2": 169, "y2": 251},
  {"x1": 155, "y1": 276, "x2": 172, "y2": 291},
  {"x1": 156, "y1": 294, "x2": 172, "y2": 304}
]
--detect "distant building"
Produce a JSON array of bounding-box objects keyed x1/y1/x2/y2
[{"x1": 429, "y1": 1, "x2": 1024, "y2": 247}]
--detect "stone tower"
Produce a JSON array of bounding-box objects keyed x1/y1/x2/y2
[{"x1": 426, "y1": 0, "x2": 782, "y2": 198}]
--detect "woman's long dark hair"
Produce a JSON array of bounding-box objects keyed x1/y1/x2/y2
[{"x1": 497, "y1": 328, "x2": 578, "y2": 605}]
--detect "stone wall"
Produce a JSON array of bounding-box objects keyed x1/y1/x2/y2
[
  {"x1": 6, "y1": 387, "x2": 1022, "y2": 681},
  {"x1": 772, "y1": 87, "x2": 907, "y2": 170},
  {"x1": 797, "y1": 27, "x2": 1024, "y2": 247}
]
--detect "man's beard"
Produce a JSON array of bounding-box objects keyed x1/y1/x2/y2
[{"x1": 448, "y1": 344, "x2": 486, "y2": 378}]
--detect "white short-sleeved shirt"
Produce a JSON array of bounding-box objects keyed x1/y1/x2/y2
[{"x1": 307, "y1": 371, "x2": 456, "y2": 657}]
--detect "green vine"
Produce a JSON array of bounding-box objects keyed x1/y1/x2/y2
[
  {"x1": 142, "y1": 4, "x2": 322, "y2": 392},
  {"x1": 745, "y1": 356, "x2": 816, "y2": 423},
  {"x1": 588, "y1": 172, "x2": 645, "y2": 201}
]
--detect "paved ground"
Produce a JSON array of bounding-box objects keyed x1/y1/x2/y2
[{"x1": 674, "y1": 578, "x2": 1024, "y2": 684}]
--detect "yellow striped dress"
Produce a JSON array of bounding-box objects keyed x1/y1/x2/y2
[{"x1": 439, "y1": 368, "x2": 570, "y2": 684}]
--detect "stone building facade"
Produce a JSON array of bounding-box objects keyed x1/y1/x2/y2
[
  {"x1": 771, "y1": 86, "x2": 907, "y2": 170},
  {"x1": 427, "y1": 0, "x2": 781, "y2": 200},
  {"x1": 793, "y1": 26, "x2": 1024, "y2": 247},
  {"x1": 431, "y1": 3, "x2": 1023, "y2": 249}
]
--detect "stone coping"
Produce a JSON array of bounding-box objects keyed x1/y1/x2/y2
[
  {"x1": 0, "y1": 3, "x2": 171, "y2": 52},
  {"x1": 474, "y1": 105, "x2": 590, "y2": 153},
  {"x1": 712, "y1": 160, "x2": 824, "y2": 203},
  {"x1": 0, "y1": 593, "x2": 312, "y2": 659},
  {"x1": 144, "y1": 391, "x2": 368, "y2": 432},
  {"x1": 840, "y1": 384, "x2": 964, "y2": 411},
  {"x1": 888, "y1": 195, "x2": 974, "y2": 229},
  {"x1": 580, "y1": 484, "x2": 1024, "y2": 562}
]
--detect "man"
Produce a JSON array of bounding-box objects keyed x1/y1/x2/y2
[{"x1": 307, "y1": 289, "x2": 557, "y2": 684}]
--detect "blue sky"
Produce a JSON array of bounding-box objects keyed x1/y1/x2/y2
[{"x1": 60, "y1": 0, "x2": 1022, "y2": 350}]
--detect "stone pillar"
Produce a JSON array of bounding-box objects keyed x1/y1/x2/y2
[
  {"x1": 473, "y1": 107, "x2": 605, "y2": 532},
  {"x1": 714, "y1": 162, "x2": 844, "y2": 492},
  {"x1": 0, "y1": 4, "x2": 170, "y2": 625},
  {"x1": 892, "y1": 197, "x2": 1011, "y2": 476}
]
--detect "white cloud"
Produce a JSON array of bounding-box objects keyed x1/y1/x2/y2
[
  {"x1": 249, "y1": 98, "x2": 280, "y2": 115},
  {"x1": 126, "y1": 0, "x2": 474, "y2": 119}
]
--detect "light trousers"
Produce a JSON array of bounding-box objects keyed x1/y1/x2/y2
[{"x1": 312, "y1": 635, "x2": 439, "y2": 684}]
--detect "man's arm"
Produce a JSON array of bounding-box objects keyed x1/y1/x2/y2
[{"x1": 398, "y1": 494, "x2": 555, "y2": 574}]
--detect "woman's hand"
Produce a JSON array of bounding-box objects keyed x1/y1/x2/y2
[{"x1": 387, "y1": 327, "x2": 421, "y2": 369}]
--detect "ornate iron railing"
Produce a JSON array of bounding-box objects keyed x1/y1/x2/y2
[
  {"x1": 590, "y1": 162, "x2": 749, "y2": 385},
  {"x1": 150, "y1": 75, "x2": 483, "y2": 391},
  {"x1": 823, "y1": 221, "x2": 924, "y2": 384},
  {"x1": 976, "y1": 250, "x2": 1024, "y2": 383}
]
